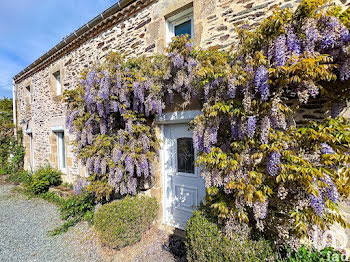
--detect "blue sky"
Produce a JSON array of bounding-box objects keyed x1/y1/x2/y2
[{"x1": 0, "y1": 0, "x2": 117, "y2": 98}]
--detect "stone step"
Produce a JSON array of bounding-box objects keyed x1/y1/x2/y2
[{"x1": 49, "y1": 186, "x2": 73, "y2": 199}]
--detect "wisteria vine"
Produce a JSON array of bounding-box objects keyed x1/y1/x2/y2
[{"x1": 65, "y1": 0, "x2": 350, "y2": 247}]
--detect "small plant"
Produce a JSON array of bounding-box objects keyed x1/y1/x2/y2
[
  {"x1": 186, "y1": 210, "x2": 276, "y2": 262},
  {"x1": 28, "y1": 166, "x2": 62, "y2": 194},
  {"x1": 7, "y1": 170, "x2": 32, "y2": 186},
  {"x1": 94, "y1": 195, "x2": 158, "y2": 249},
  {"x1": 280, "y1": 246, "x2": 347, "y2": 262},
  {"x1": 50, "y1": 193, "x2": 95, "y2": 236}
]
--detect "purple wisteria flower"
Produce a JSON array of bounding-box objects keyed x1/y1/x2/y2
[
  {"x1": 94, "y1": 156, "x2": 102, "y2": 174},
  {"x1": 254, "y1": 66, "x2": 270, "y2": 101},
  {"x1": 247, "y1": 116, "x2": 256, "y2": 138},
  {"x1": 185, "y1": 42, "x2": 192, "y2": 51},
  {"x1": 112, "y1": 147, "x2": 122, "y2": 164},
  {"x1": 73, "y1": 179, "x2": 90, "y2": 195},
  {"x1": 339, "y1": 60, "x2": 350, "y2": 81},
  {"x1": 253, "y1": 200, "x2": 268, "y2": 220},
  {"x1": 125, "y1": 155, "x2": 134, "y2": 176},
  {"x1": 99, "y1": 71, "x2": 110, "y2": 100},
  {"x1": 87, "y1": 157, "x2": 95, "y2": 173},
  {"x1": 204, "y1": 126, "x2": 218, "y2": 152},
  {"x1": 230, "y1": 118, "x2": 244, "y2": 140},
  {"x1": 321, "y1": 143, "x2": 335, "y2": 155},
  {"x1": 100, "y1": 157, "x2": 107, "y2": 175},
  {"x1": 286, "y1": 27, "x2": 301, "y2": 55},
  {"x1": 260, "y1": 116, "x2": 270, "y2": 144},
  {"x1": 97, "y1": 102, "x2": 104, "y2": 117},
  {"x1": 133, "y1": 82, "x2": 145, "y2": 103},
  {"x1": 228, "y1": 79, "x2": 237, "y2": 99},
  {"x1": 274, "y1": 35, "x2": 287, "y2": 66},
  {"x1": 266, "y1": 150, "x2": 281, "y2": 176},
  {"x1": 308, "y1": 191, "x2": 324, "y2": 216},
  {"x1": 193, "y1": 125, "x2": 205, "y2": 151},
  {"x1": 321, "y1": 174, "x2": 339, "y2": 203},
  {"x1": 321, "y1": 34, "x2": 335, "y2": 50},
  {"x1": 127, "y1": 176, "x2": 137, "y2": 195},
  {"x1": 140, "y1": 155, "x2": 149, "y2": 178}
]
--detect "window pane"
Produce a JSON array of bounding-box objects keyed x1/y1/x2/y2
[
  {"x1": 61, "y1": 133, "x2": 66, "y2": 168},
  {"x1": 177, "y1": 137, "x2": 195, "y2": 174},
  {"x1": 57, "y1": 132, "x2": 66, "y2": 169},
  {"x1": 54, "y1": 71, "x2": 61, "y2": 95},
  {"x1": 175, "y1": 20, "x2": 191, "y2": 38}
]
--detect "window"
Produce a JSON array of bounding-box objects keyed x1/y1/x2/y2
[
  {"x1": 54, "y1": 71, "x2": 62, "y2": 96},
  {"x1": 28, "y1": 132, "x2": 34, "y2": 169},
  {"x1": 25, "y1": 86, "x2": 32, "y2": 103},
  {"x1": 177, "y1": 137, "x2": 195, "y2": 174},
  {"x1": 56, "y1": 132, "x2": 66, "y2": 171},
  {"x1": 166, "y1": 8, "x2": 194, "y2": 45}
]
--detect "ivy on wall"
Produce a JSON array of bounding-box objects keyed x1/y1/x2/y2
[{"x1": 65, "y1": 0, "x2": 350, "y2": 247}]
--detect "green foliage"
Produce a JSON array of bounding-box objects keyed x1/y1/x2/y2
[
  {"x1": 59, "y1": 193, "x2": 95, "y2": 222},
  {"x1": 65, "y1": 0, "x2": 350, "y2": 249},
  {"x1": 50, "y1": 193, "x2": 95, "y2": 236},
  {"x1": 0, "y1": 98, "x2": 24, "y2": 176},
  {"x1": 94, "y1": 195, "x2": 158, "y2": 249},
  {"x1": 280, "y1": 246, "x2": 347, "y2": 262},
  {"x1": 28, "y1": 166, "x2": 62, "y2": 194},
  {"x1": 7, "y1": 169, "x2": 32, "y2": 186},
  {"x1": 186, "y1": 210, "x2": 276, "y2": 262}
]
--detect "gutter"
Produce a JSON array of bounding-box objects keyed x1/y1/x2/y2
[
  {"x1": 13, "y1": 0, "x2": 136, "y2": 83},
  {"x1": 12, "y1": 80, "x2": 17, "y2": 138}
]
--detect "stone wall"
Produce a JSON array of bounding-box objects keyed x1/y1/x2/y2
[{"x1": 15, "y1": 0, "x2": 349, "y2": 229}]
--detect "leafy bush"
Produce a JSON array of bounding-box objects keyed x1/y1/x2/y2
[
  {"x1": 59, "y1": 193, "x2": 95, "y2": 222},
  {"x1": 0, "y1": 98, "x2": 24, "y2": 176},
  {"x1": 94, "y1": 195, "x2": 158, "y2": 249},
  {"x1": 28, "y1": 166, "x2": 62, "y2": 194},
  {"x1": 7, "y1": 170, "x2": 32, "y2": 185},
  {"x1": 280, "y1": 246, "x2": 347, "y2": 262},
  {"x1": 186, "y1": 211, "x2": 276, "y2": 262},
  {"x1": 50, "y1": 193, "x2": 95, "y2": 236}
]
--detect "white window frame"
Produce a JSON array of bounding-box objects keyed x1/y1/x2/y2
[
  {"x1": 166, "y1": 8, "x2": 194, "y2": 45},
  {"x1": 54, "y1": 71, "x2": 62, "y2": 96},
  {"x1": 56, "y1": 131, "x2": 66, "y2": 172}
]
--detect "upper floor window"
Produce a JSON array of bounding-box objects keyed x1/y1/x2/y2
[
  {"x1": 54, "y1": 71, "x2": 62, "y2": 96},
  {"x1": 166, "y1": 8, "x2": 193, "y2": 45},
  {"x1": 25, "y1": 85, "x2": 32, "y2": 103}
]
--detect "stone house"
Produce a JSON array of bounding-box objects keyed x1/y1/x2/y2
[{"x1": 13, "y1": 0, "x2": 350, "y2": 234}]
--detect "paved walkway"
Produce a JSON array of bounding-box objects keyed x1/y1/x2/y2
[{"x1": 0, "y1": 184, "x2": 101, "y2": 262}]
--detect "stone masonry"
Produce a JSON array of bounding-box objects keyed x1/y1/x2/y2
[{"x1": 14, "y1": 0, "x2": 350, "y2": 237}]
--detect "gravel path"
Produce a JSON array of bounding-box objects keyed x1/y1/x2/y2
[{"x1": 0, "y1": 184, "x2": 101, "y2": 262}]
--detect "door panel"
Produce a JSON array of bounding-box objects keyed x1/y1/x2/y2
[{"x1": 163, "y1": 124, "x2": 205, "y2": 229}]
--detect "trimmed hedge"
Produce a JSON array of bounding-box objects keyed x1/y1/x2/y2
[
  {"x1": 94, "y1": 195, "x2": 158, "y2": 249},
  {"x1": 186, "y1": 211, "x2": 276, "y2": 262},
  {"x1": 28, "y1": 166, "x2": 62, "y2": 194}
]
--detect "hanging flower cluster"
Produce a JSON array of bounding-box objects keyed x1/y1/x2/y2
[
  {"x1": 195, "y1": 0, "x2": 350, "y2": 247},
  {"x1": 65, "y1": 0, "x2": 350, "y2": 247}
]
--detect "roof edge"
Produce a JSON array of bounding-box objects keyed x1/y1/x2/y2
[{"x1": 13, "y1": 0, "x2": 138, "y2": 83}]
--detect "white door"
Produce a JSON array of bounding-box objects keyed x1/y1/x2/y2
[{"x1": 163, "y1": 124, "x2": 206, "y2": 229}]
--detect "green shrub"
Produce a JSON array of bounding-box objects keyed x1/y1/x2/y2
[
  {"x1": 186, "y1": 211, "x2": 276, "y2": 262},
  {"x1": 7, "y1": 170, "x2": 32, "y2": 185},
  {"x1": 59, "y1": 193, "x2": 95, "y2": 222},
  {"x1": 280, "y1": 246, "x2": 347, "y2": 262},
  {"x1": 94, "y1": 195, "x2": 158, "y2": 249},
  {"x1": 28, "y1": 166, "x2": 62, "y2": 194},
  {"x1": 50, "y1": 193, "x2": 95, "y2": 236}
]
